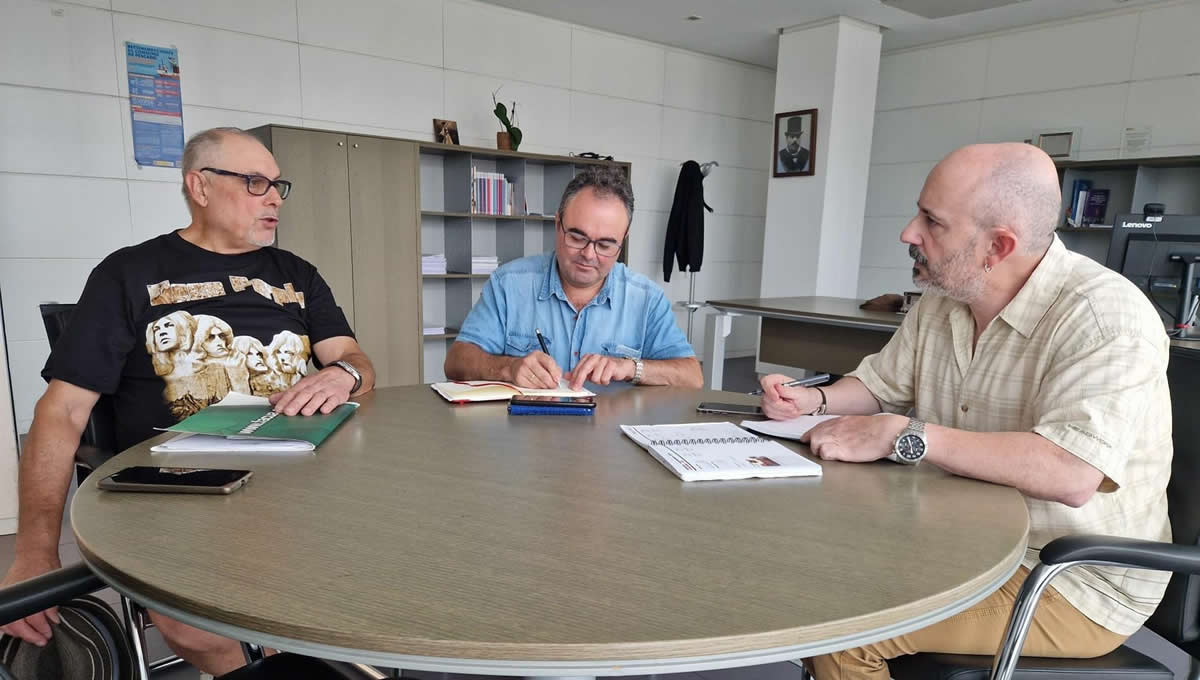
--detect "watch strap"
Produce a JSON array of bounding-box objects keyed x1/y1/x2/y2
[
  {"x1": 631, "y1": 358, "x2": 645, "y2": 384},
  {"x1": 332, "y1": 360, "x2": 363, "y2": 393}
]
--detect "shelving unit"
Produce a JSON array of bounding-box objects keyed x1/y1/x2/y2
[
  {"x1": 418, "y1": 142, "x2": 630, "y2": 383},
  {"x1": 249, "y1": 125, "x2": 630, "y2": 387},
  {"x1": 1055, "y1": 155, "x2": 1200, "y2": 265}
]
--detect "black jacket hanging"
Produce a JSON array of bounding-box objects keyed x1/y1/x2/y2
[{"x1": 662, "y1": 160, "x2": 713, "y2": 282}]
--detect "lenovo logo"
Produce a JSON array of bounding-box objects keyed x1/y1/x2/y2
[{"x1": 1122, "y1": 222, "x2": 1154, "y2": 229}]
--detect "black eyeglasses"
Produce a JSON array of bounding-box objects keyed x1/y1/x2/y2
[
  {"x1": 200, "y1": 167, "x2": 292, "y2": 199},
  {"x1": 560, "y1": 223, "x2": 622, "y2": 258}
]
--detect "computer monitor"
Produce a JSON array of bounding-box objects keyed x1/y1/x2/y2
[{"x1": 1106, "y1": 214, "x2": 1200, "y2": 337}]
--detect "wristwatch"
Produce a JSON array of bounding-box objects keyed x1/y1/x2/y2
[
  {"x1": 629, "y1": 358, "x2": 645, "y2": 385},
  {"x1": 332, "y1": 360, "x2": 363, "y2": 393},
  {"x1": 888, "y1": 418, "x2": 927, "y2": 465}
]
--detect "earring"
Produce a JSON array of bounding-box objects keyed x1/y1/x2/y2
[{"x1": 984, "y1": 263, "x2": 993, "y2": 273}]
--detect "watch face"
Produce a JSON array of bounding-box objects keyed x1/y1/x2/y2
[{"x1": 896, "y1": 434, "x2": 926, "y2": 461}]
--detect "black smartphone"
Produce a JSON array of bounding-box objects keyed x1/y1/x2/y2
[
  {"x1": 696, "y1": 402, "x2": 764, "y2": 417},
  {"x1": 98, "y1": 466, "x2": 252, "y2": 494},
  {"x1": 509, "y1": 395, "x2": 596, "y2": 408}
]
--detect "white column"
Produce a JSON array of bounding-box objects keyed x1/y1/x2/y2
[
  {"x1": 0, "y1": 298, "x2": 19, "y2": 535},
  {"x1": 760, "y1": 17, "x2": 881, "y2": 298}
]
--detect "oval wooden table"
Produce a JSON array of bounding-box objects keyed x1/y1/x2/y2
[{"x1": 71, "y1": 385, "x2": 1029, "y2": 677}]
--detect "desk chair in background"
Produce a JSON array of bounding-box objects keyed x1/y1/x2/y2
[{"x1": 886, "y1": 346, "x2": 1200, "y2": 679}]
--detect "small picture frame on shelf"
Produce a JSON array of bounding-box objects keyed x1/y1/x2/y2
[
  {"x1": 773, "y1": 109, "x2": 817, "y2": 177},
  {"x1": 433, "y1": 119, "x2": 460, "y2": 145}
]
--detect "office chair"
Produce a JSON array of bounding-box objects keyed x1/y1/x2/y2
[
  {"x1": 35, "y1": 303, "x2": 387, "y2": 680},
  {"x1": 0, "y1": 564, "x2": 383, "y2": 679},
  {"x1": 887, "y1": 345, "x2": 1200, "y2": 679}
]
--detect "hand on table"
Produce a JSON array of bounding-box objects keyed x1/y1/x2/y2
[
  {"x1": 565, "y1": 354, "x2": 635, "y2": 390},
  {"x1": 801, "y1": 413, "x2": 907, "y2": 463},
  {"x1": 758, "y1": 373, "x2": 822, "y2": 420},
  {"x1": 507, "y1": 351, "x2": 563, "y2": 389},
  {"x1": 269, "y1": 366, "x2": 356, "y2": 416},
  {"x1": 0, "y1": 553, "x2": 63, "y2": 646}
]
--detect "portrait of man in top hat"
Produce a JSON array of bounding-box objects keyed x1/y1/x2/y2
[{"x1": 774, "y1": 109, "x2": 817, "y2": 177}]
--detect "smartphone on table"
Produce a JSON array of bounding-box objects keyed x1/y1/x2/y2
[
  {"x1": 508, "y1": 395, "x2": 596, "y2": 409},
  {"x1": 696, "y1": 402, "x2": 764, "y2": 417},
  {"x1": 98, "y1": 466, "x2": 252, "y2": 494}
]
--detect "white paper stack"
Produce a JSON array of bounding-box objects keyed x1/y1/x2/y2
[
  {"x1": 421, "y1": 254, "x2": 447, "y2": 275},
  {"x1": 471, "y1": 256, "x2": 499, "y2": 275},
  {"x1": 422, "y1": 326, "x2": 446, "y2": 336}
]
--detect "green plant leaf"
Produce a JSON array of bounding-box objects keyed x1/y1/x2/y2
[
  {"x1": 510, "y1": 127, "x2": 522, "y2": 150},
  {"x1": 493, "y1": 102, "x2": 510, "y2": 127}
]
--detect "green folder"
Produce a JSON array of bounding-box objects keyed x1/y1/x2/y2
[{"x1": 163, "y1": 402, "x2": 358, "y2": 450}]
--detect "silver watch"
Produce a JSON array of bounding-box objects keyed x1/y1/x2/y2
[
  {"x1": 332, "y1": 360, "x2": 363, "y2": 393},
  {"x1": 888, "y1": 418, "x2": 927, "y2": 465},
  {"x1": 630, "y1": 358, "x2": 645, "y2": 384}
]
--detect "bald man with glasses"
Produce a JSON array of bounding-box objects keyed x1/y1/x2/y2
[
  {"x1": 1, "y1": 127, "x2": 374, "y2": 676},
  {"x1": 446, "y1": 165, "x2": 702, "y2": 390}
]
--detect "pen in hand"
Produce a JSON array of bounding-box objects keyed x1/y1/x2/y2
[
  {"x1": 748, "y1": 373, "x2": 831, "y2": 396},
  {"x1": 535, "y1": 328, "x2": 550, "y2": 355}
]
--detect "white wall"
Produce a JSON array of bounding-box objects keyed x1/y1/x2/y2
[
  {"x1": 0, "y1": 0, "x2": 777, "y2": 432},
  {"x1": 0, "y1": 295, "x2": 17, "y2": 535},
  {"x1": 859, "y1": 0, "x2": 1200, "y2": 297}
]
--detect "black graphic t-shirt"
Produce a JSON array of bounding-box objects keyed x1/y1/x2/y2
[{"x1": 42, "y1": 231, "x2": 354, "y2": 451}]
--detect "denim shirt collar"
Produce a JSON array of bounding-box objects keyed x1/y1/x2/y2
[{"x1": 539, "y1": 254, "x2": 617, "y2": 308}]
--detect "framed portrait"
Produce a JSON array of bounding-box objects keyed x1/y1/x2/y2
[
  {"x1": 433, "y1": 118, "x2": 460, "y2": 145},
  {"x1": 773, "y1": 109, "x2": 817, "y2": 177}
]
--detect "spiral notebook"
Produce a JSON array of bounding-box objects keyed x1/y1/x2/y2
[{"x1": 620, "y1": 422, "x2": 822, "y2": 482}]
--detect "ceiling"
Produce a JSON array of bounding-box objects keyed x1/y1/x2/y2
[{"x1": 476, "y1": 0, "x2": 1165, "y2": 68}]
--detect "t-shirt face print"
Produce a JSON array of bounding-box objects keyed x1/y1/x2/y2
[{"x1": 43, "y1": 231, "x2": 352, "y2": 450}]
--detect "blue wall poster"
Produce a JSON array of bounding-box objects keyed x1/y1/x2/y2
[{"x1": 125, "y1": 42, "x2": 184, "y2": 168}]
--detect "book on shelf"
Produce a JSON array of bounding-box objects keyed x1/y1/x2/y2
[
  {"x1": 1066, "y1": 179, "x2": 1092, "y2": 227},
  {"x1": 430, "y1": 380, "x2": 594, "y2": 403},
  {"x1": 621, "y1": 422, "x2": 823, "y2": 482},
  {"x1": 152, "y1": 392, "x2": 357, "y2": 453},
  {"x1": 1081, "y1": 189, "x2": 1110, "y2": 226},
  {"x1": 471, "y1": 167, "x2": 515, "y2": 216}
]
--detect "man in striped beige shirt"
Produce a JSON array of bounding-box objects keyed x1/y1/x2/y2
[{"x1": 759, "y1": 143, "x2": 1172, "y2": 679}]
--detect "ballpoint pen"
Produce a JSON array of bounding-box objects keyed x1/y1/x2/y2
[
  {"x1": 747, "y1": 373, "x2": 830, "y2": 396},
  {"x1": 535, "y1": 328, "x2": 550, "y2": 354}
]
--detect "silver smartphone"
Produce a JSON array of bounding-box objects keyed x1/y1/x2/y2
[
  {"x1": 696, "y1": 402, "x2": 764, "y2": 417},
  {"x1": 98, "y1": 466, "x2": 252, "y2": 495}
]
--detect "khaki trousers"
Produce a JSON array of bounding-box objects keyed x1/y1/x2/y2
[{"x1": 806, "y1": 567, "x2": 1128, "y2": 680}]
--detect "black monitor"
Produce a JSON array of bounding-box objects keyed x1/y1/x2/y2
[{"x1": 1106, "y1": 213, "x2": 1200, "y2": 336}]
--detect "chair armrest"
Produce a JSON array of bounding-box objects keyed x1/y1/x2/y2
[
  {"x1": 0, "y1": 563, "x2": 105, "y2": 625},
  {"x1": 1041, "y1": 535, "x2": 1200, "y2": 574},
  {"x1": 74, "y1": 444, "x2": 113, "y2": 472}
]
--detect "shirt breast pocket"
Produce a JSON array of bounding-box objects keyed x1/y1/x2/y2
[
  {"x1": 506, "y1": 334, "x2": 541, "y2": 356},
  {"x1": 603, "y1": 342, "x2": 643, "y2": 360}
]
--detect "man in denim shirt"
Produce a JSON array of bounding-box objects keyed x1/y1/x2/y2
[{"x1": 445, "y1": 165, "x2": 702, "y2": 390}]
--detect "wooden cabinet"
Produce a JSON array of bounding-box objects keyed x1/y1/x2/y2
[{"x1": 250, "y1": 125, "x2": 630, "y2": 385}]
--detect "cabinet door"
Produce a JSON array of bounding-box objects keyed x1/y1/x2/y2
[
  {"x1": 271, "y1": 128, "x2": 356, "y2": 327},
  {"x1": 347, "y1": 136, "x2": 421, "y2": 386}
]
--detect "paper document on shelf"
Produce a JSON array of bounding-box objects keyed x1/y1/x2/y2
[
  {"x1": 430, "y1": 379, "x2": 594, "y2": 403},
  {"x1": 740, "y1": 415, "x2": 839, "y2": 441}
]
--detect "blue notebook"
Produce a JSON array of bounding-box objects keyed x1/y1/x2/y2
[{"x1": 508, "y1": 404, "x2": 595, "y2": 416}]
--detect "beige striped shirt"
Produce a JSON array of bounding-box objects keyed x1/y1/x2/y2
[{"x1": 851, "y1": 237, "x2": 1172, "y2": 635}]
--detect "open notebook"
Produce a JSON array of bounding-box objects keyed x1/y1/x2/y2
[
  {"x1": 431, "y1": 380, "x2": 594, "y2": 403},
  {"x1": 621, "y1": 422, "x2": 822, "y2": 482}
]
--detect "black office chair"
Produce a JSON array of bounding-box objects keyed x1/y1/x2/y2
[
  {"x1": 34, "y1": 303, "x2": 387, "y2": 680},
  {"x1": 887, "y1": 346, "x2": 1200, "y2": 679},
  {"x1": 0, "y1": 564, "x2": 382, "y2": 680}
]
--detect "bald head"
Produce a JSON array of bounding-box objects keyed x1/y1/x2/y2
[
  {"x1": 180, "y1": 127, "x2": 269, "y2": 203},
  {"x1": 932, "y1": 143, "x2": 1061, "y2": 254}
]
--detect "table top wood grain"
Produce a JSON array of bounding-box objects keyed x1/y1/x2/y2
[{"x1": 71, "y1": 385, "x2": 1028, "y2": 674}]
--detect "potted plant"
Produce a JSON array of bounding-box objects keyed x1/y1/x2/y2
[{"x1": 492, "y1": 87, "x2": 522, "y2": 151}]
